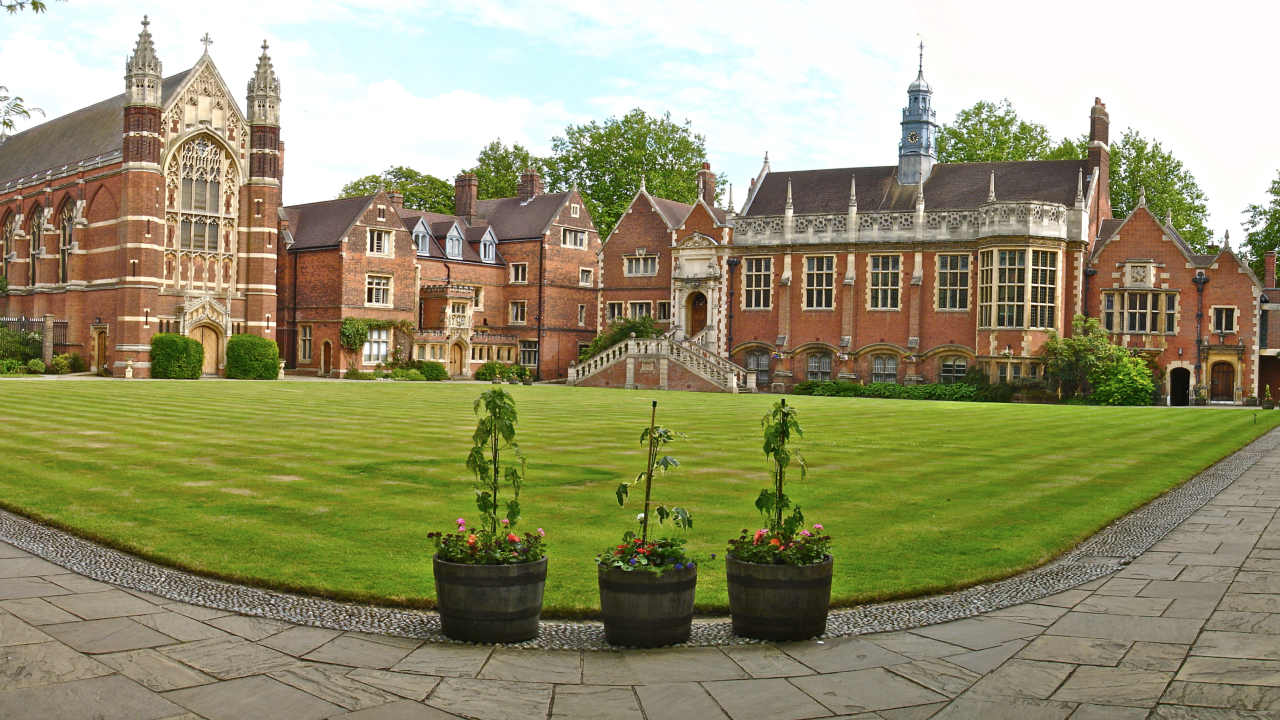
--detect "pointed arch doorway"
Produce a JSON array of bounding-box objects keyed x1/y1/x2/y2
[
  {"x1": 190, "y1": 325, "x2": 222, "y2": 376},
  {"x1": 450, "y1": 342, "x2": 466, "y2": 377}
]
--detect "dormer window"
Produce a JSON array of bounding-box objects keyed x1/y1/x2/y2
[
  {"x1": 446, "y1": 229, "x2": 463, "y2": 259},
  {"x1": 481, "y1": 235, "x2": 496, "y2": 263},
  {"x1": 413, "y1": 231, "x2": 428, "y2": 252}
]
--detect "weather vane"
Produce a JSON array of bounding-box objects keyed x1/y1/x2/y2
[
  {"x1": 917, "y1": 34, "x2": 925, "y2": 72},
  {"x1": 200, "y1": 33, "x2": 213, "y2": 52}
]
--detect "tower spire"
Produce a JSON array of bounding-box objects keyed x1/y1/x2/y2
[
  {"x1": 125, "y1": 15, "x2": 162, "y2": 107},
  {"x1": 898, "y1": 42, "x2": 937, "y2": 186},
  {"x1": 246, "y1": 40, "x2": 282, "y2": 127}
]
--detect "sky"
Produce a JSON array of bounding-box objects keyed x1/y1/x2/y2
[{"x1": 2, "y1": 0, "x2": 1277, "y2": 243}]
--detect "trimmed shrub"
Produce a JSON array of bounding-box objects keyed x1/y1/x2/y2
[
  {"x1": 26, "y1": 358, "x2": 45, "y2": 374},
  {"x1": 1091, "y1": 355, "x2": 1156, "y2": 406},
  {"x1": 419, "y1": 361, "x2": 448, "y2": 381},
  {"x1": 0, "y1": 358, "x2": 22, "y2": 374},
  {"x1": 50, "y1": 355, "x2": 72, "y2": 374},
  {"x1": 225, "y1": 334, "x2": 280, "y2": 380},
  {"x1": 391, "y1": 368, "x2": 426, "y2": 381},
  {"x1": 507, "y1": 362, "x2": 530, "y2": 379},
  {"x1": 0, "y1": 327, "x2": 41, "y2": 362},
  {"x1": 474, "y1": 360, "x2": 506, "y2": 381},
  {"x1": 150, "y1": 333, "x2": 204, "y2": 379}
]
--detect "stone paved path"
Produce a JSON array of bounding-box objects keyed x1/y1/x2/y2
[{"x1": 2, "y1": 456, "x2": 1279, "y2": 720}]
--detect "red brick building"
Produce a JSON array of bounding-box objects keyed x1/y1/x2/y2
[
  {"x1": 277, "y1": 171, "x2": 600, "y2": 380},
  {"x1": 0, "y1": 19, "x2": 282, "y2": 377}
]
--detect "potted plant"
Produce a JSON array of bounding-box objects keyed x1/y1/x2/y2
[
  {"x1": 725, "y1": 399, "x2": 833, "y2": 641},
  {"x1": 1193, "y1": 386, "x2": 1208, "y2": 406},
  {"x1": 1264, "y1": 385, "x2": 1274, "y2": 410},
  {"x1": 597, "y1": 401, "x2": 696, "y2": 647},
  {"x1": 429, "y1": 389, "x2": 546, "y2": 643}
]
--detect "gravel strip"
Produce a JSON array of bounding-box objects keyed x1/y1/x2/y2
[{"x1": 3, "y1": 426, "x2": 1275, "y2": 650}]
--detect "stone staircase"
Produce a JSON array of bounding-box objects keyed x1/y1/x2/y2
[{"x1": 567, "y1": 334, "x2": 751, "y2": 393}]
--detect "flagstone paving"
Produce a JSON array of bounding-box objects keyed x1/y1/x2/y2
[{"x1": 2, "y1": 452, "x2": 1280, "y2": 719}]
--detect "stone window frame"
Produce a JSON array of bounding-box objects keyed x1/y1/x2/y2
[
  {"x1": 510, "y1": 262, "x2": 528, "y2": 284},
  {"x1": 570, "y1": 203, "x2": 581, "y2": 218},
  {"x1": 606, "y1": 301, "x2": 624, "y2": 321},
  {"x1": 578, "y1": 304, "x2": 586, "y2": 327},
  {"x1": 299, "y1": 325, "x2": 312, "y2": 362},
  {"x1": 806, "y1": 351, "x2": 833, "y2": 381},
  {"x1": 366, "y1": 228, "x2": 393, "y2": 257},
  {"x1": 1028, "y1": 249, "x2": 1058, "y2": 330},
  {"x1": 743, "y1": 255, "x2": 773, "y2": 311},
  {"x1": 656, "y1": 301, "x2": 671, "y2": 321},
  {"x1": 362, "y1": 327, "x2": 389, "y2": 364},
  {"x1": 624, "y1": 255, "x2": 659, "y2": 277},
  {"x1": 939, "y1": 355, "x2": 967, "y2": 384},
  {"x1": 519, "y1": 340, "x2": 539, "y2": 367},
  {"x1": 871, "y1": 354, "x2": 899, "y2": 384},
  {"x1": 804, "y1": 254, "x2": 836, "y2": 311},
  {"x1": 579, "y1": 268, "x2": 594, "y2": 287},
  {"x1": 868, "y1": 254, "x2": 901, "y2": 311},
  {"x1": 510, "y1": 300, "x2": 528, "y2": 325},
  {"x1": 365, "y1": 274, "x2": 392, "y2": 307},
  {"x1": 1212, "y1": 305, "x2": 1239, "y2": 334},
  {"x1": 1102, "y1": 290, "x2": 1179, "y2": 335},
  {"x1": 936, "y1": 254, "x2": 970, "y2": 311},
  {"x1": 562, "y1": 228, "x2": 588, "y2": 249},
  {"x1": 629, "y1": 301, "x2": 652, "y2": 318}
]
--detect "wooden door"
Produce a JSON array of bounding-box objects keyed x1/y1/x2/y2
[
  {"x1": 1211, "y1": 362, "x2": 1234, "y2": 402},
  {"x1": 689, "y1": 292, "x2": 708, "y2": 332},
  {"x1": 95, "y1": 331, "x2": 107, "y2": 372},
  {"x1": 450, "y1": 344, "x2": 464, "y2": 376},
  {"x1": 321, "y1": 343, "x2": 331, "y2": 376},
  {"x1": 192, "y1": 326, "x2": 219, "y2": 375}
]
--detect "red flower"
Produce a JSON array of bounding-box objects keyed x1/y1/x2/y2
[{"x1": 507, "y1": 533, "x2": 520, "y2": 543}]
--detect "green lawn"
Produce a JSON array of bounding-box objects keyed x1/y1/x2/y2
[{"x1": 0, "y1": 380, "x2": 1274, "y2": 617}]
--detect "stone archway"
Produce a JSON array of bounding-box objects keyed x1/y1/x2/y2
[
  {"x1": 1170, "y1": 367, "x2": 1191, "y2": 406},
  {"x1": 450, "y1": 342, "x2": 466, "y2": 377},
  {"x1": 189, "y1": 324, "x2": 223, "y2": 376},
  {"x1": 687, "y1": 291, "x2": 708, "y2": 333}
]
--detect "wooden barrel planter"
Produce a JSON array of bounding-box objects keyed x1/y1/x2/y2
[
  {"x1": 433, "y1": 556, "x2": 546, "y2": 644},
  {"x1": 598, "y1": 564, "x2": 697, "y2": 647},
  {"x1": 726, "y1": 555, "x2": 833, "y2": 641}
]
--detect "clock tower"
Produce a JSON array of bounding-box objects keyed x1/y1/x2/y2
[{"x1": 898, "y1": 46, "x2": 938, "y2": 186}]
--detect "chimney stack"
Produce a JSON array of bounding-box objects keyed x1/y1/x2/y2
[
  {"x1": 518, "y1": 169, "x2": 543, "y2": 204},
  {"x1": 388, "y1": 191, "x2": 404, "y2": 210},
  {"x1": 697, "y1": 162, "x2": 716, "y2": 206},
  {"x1": 454, "y1": 173, "x2": 478, "y2": 224},
  {"x1": 1267, "y1": 250, "x2": 1277, "y2": 289},
  {"x1": 1087, "y1": 98, "x2": 1111, "y2": 225}
]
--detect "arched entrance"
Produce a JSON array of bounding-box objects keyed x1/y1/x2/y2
[
  {"x1": 94, "y1": 331, "x2": 108, "y2": 373},
  {"x1": 321, "y1": 342, "x2": 331, "y2": 376},
  {"x1": 687, "y1": 292, "x2": 708, "y2": 333},
  {"x1": 1210, "y1": 362, "x2": 1235, "y2": 402},
  {"x1": 1170, "y1": 367, "x2": 1191, "y2": 406},
  {"x1": 450, "y1": 343, "x2": 466, "y2": 377},
  {"x1": 189, "y1": 325, "x2": 222, "y2": 376}
]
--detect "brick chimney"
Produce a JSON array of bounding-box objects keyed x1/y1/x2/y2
[
  {"x1": 388, "y1": 191, "x2": 404, "y2": 210},
  {"x1": 1267, "y1": 250, "x2": 1277, "y2": 288},
  {"x1": 1088, "y1": 98, "x2": 1111, "y2": 223},
  {"x1": 697, "y1": 162, "x2": 716, "y2": 206},
  {"x1": 518, "y1": 169, "x2": 543, "y2": 204},
  {"x1": 454, "y1": 173, "x2": 478, "y2": 224}
]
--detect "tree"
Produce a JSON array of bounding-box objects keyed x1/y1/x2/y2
[
  {"x1": 0, "y1": 87, "x2": 43, "y2": 133},
  {"x1": 1039, "y1": 314, "x2": 1126, "y2": 400},
  {"x1": 545, "y1": 109, "x2": 712, "y2": 239},
  {"x1": 1242, "y1": 169, "x2": 1280, "y2": 276},
  {"x1": 3, "y1": 1, "x2": 53, "y2": 14},
  {"x1": 338, "y1": 166, "x2": 453, "y2": 215},
  {"x1": 1110, "y1": 129, "x2": 1211, "y2": 250},
  {"x1": 937, "y1": 99, "x2": 1079, "y2": 163},
  {"x1": 468, "y1": 139, "x2": 545, "y2": 200}
]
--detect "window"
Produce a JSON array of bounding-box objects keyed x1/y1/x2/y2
[
  {"x1": 520, "y1": 340, "x2": 539, "y2": 366},
  {"x1": 656, "y1": 301, "x2": 671, "y2": 321},
  {"x1": 807, "y1": 352, "x2": 833, "y2": 381},
  {"x1": 1166, "y1": 294, "x2": 1177, "y2": 334},
  {"x1": 580, "y1": 268, "x2": 593, "y2": 287},
  {"x1": 376, "y1": 206, "x2": 386, "y2": 220},
  {"x1": 626, "y1": 256, "x2": 658, "y2": 276},
  {"x1": 978, "y1": 250, "x2": 994, "y2": 327},
  {"x1": 1127, "y1": 293, "x2": 1149, "y2": 332},
  {"x1": 806, "y1": 256, "x2": 835, "y2": 309},
  {"x1": 1104, "y1": 292, "x2": 1178, "y2": 335},
  {"x1": 510, "y1": 301, "x2": 527, "y2": 324},
  {"x1": 630, "y1": 302, "x2": 651, "y2": 318},
  {"x1": 1103, "y1": 292, "x2": 1116, "y2": 331},
  {"x1": 745, "y1": 257, "x2": 772, "y2": 309},
  {"x1": 481, "y1": 237, "x2": 496, "y2": 263},
  {"x1": 171, "y1": 136, "x2": 237, "y2": 290},
  {"x1": 607, "y1": 302, "x2": 624, "y2": 321},
  {"x1": 578, "y1": 304, "x2": 586, "y2": 326},
  {"x1": 300, "y1": 326, "x2": 312, "y2": 362},
  {"x1": 446, "y1": 231, "x2": 463, "y2": 259},
  {"x1": 413, "y1": 231, "x2": 428, "y2": 252},
  {"x1": 366, "y1": 275, "x2": 391, "y2": 306},
  {"x1": 1029, "y1": 250, "x2": 1056, "y2": 329},
  {"x1": 746, "y1": 350, "x2": 771, "y2": 384},
  {"x1": 1215, "y1": 307, "x2": 1236, "y2": 334},
  {"x1": 937, "y1": 254, "x2": 969, "y2": 310},
  {"x1": 363, "y1": 328, "x2": 389, "y2": 364},
  {"x1": 872, "y1": 355, "x2": 898, "y2": 384},
  {"x1": 57, "y1": 203, "x2": 73, "y2": 284},
  {"x1": 510, "y1": 263, "x2": 528, "y2": 284},
  {"x1": 570, "y1": 203, "x2": 581, "y2": 218},
  {"x1": 996, "y1": 250, "x2": 1026, "y2": 328},
  {"x1": 367, "y1": 229, "x2": 389, "y2": 254},
  {"x1": 562, "y1": 229, "x2": 586, "y2": 248},
  {"x1": 940, "y1": 356, "x2": 967, "y2": 384},
  {"x1": 870, "y1": 255, "x2": 899, "y2": 309}
]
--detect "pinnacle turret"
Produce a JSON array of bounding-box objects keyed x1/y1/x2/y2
[
  {"x1": 124, "y1": 16, "x2": 162, "y2": 107},
  {"x1": 246, "y1": 40, "x2": 282, "y2": 126}
]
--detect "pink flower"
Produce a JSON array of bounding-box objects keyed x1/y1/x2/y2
[
  {"x1": 537, "y1": 528, "x2": 545, "y2": 537},
  {"x1": 813, "y1": 524, "x2": 823, "y2": 531},
  {"x1": 456, "y1": 518, "x2": 466, "y2": 528},
  {"x1": 752, "y1": 529, "x2": 768, "y2": 545},
  {"x1": 500, "y1": 519, "x2": 510, "y2": 526},
  {"x1": 800, "y1": 530, "x2": 812, "y2": 537}
]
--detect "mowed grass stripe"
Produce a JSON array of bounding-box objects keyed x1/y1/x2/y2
[{"x1": 0, "y1": 380, "x2": 1274, "y2": 616}]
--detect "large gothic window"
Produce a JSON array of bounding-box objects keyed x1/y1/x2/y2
[
  {"x1": 58, "y1": 202, "x2": 74, "y2": 284},
  {"x1": 166, "y1": 135, "x2": 239, "y2": 292},
  {"x1": 1, "y1": 213, "x2": 13, "y2": 285},
  {"x1": 27, "y1": 206, "x2": 43, "y2": 287}
]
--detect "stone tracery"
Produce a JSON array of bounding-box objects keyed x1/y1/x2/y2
[{"x1": 165, "y1": 134, "x2": 239, "y2": 294}]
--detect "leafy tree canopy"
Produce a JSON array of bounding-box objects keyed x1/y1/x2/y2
[
  {"x1": 545, "y1": 109, "x2": 714, "y2": 239},
  {"x1": 1242, "y1": 169, "x2": 1280, "y2": 277},
  {"x1": 939, "y1": 100, "x2": 1212, "y2": 251},
  {"x1": 4, "y1": 1, "x2": 53, "y2": 14},
  {"x1": 338, "y1": 166, "x2": 453, "y2": 215},
  {"x1": 0, "y1": 86, "x2": 43, "y2": 133},
  {"x1": 468, "y1": 139, "x2": 545, "y2": 201}
]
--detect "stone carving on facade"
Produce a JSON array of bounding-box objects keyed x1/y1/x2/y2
[{"x1": 179, "y1": 295, "x2": 230, "y2": 334}]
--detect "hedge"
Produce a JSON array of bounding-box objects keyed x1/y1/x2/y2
[
  {"x1": 474, "y1": 360, "x2": 506, "y2": 381},
  {"x1": 151, "y1": 333, "x2": 204, "y2": 379},
  {"x1": 225, "y1": 334, "x2": 280, "y2": 380},
  {"x1": 792, "y1": 380, "x2": 985, "y2": 402}
]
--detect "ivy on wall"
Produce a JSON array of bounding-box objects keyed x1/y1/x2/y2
[{"x1": 339, "y1": 318, "x2": 415, "y2": 353}]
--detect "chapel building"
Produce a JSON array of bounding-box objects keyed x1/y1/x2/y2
[{"x1": 0, "y1": 18, "x2": 283, "y2": 377}]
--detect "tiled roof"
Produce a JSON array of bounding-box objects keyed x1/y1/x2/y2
[
  {"x1": 0, "y1": 70, "x2": 193, "y2": 185},
  {"x1": 475, "y1": 192, "x2": 570, "y2": 240},
  {"x1": 743, "y1": 160, "x2": 1091, "y2": 216},
  {"x1": 648, "y1": 195, "x2": 728, "y2": 229},
  {"x1": 283, "y1": 195, "x2": 371, "y2": 250}
]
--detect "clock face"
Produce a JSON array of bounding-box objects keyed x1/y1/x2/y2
[{"x1": 907, "y1": 131, "x2": 920, "y2": 143}]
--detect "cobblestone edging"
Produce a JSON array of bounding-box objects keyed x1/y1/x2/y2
[{"x1": 3, "y1": 426, "x2": 1277, "y2": 651}]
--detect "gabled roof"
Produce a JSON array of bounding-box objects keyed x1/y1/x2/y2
[
  {"x1": 283, "y1": 195, "x2": 373, "y2": 250},
  {"x1": 1091, "y1": 205, "x2": 1262, "y2": 287},
  {"x1": 475, "y1": 191, "x2": 573, "y2": 240},
  {"x1": 395, "y1": 207, "x2": 501, "y2": 265},
  {"x1": 0, "y1": 69, "x2": 193, "y2": 185},
  {"x1": 742, "y1": 160, "x2": 1091, "y2": 216}
]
